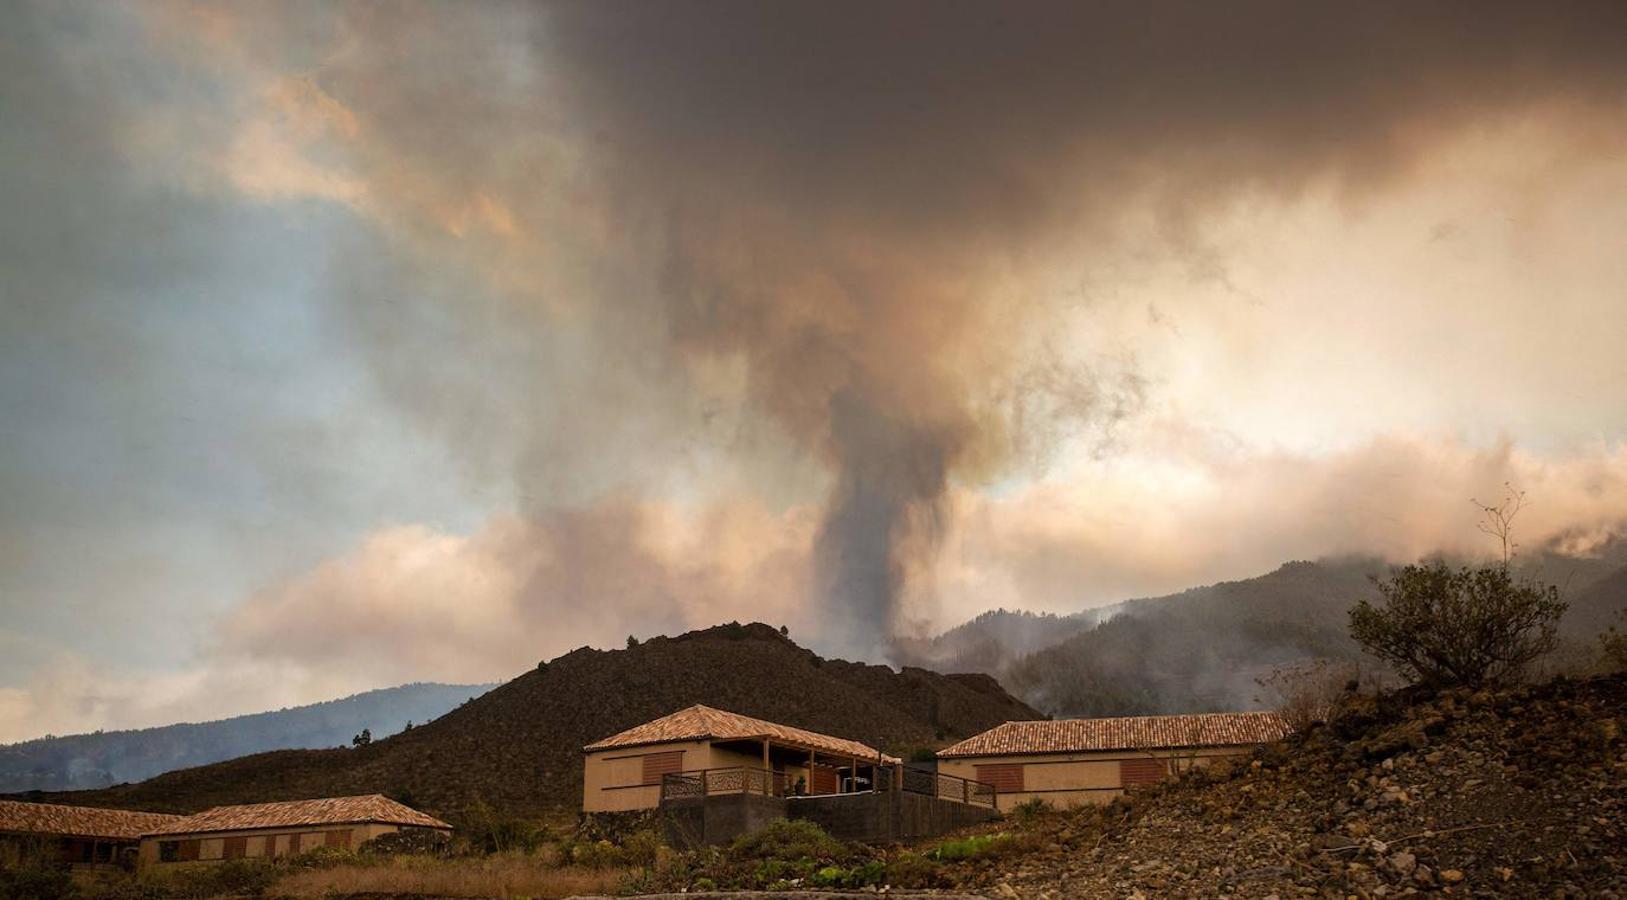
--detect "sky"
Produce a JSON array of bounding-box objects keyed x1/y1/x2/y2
[{"x1": 4, "y1": 1, "x2": 1627, "y2": 742}]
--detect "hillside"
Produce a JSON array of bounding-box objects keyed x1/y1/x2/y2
[
  {"x1": 0, "y1": 682, "x2": 492, "y2": 793},
  {"x1": 916, "y1": 542, "x2": 1627, "y2": 718},
  {"x1": 954, "y1": 672, "x2": 1627, "y2": 897},
  {"x1": 19, "y1": 623, "x2": 1040, "y2": 822}
]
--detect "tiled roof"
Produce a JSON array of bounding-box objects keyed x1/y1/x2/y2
[
  {"x1": 144, "y1": 794, "x2": 450, "y2": 836},
  {"x1": 0, "y1": 800, "x2": 183, "y2": 840},
  {"x1": 584, "y1": 704, "x2": 901, "y2": 764},
  {"x1": 937, "y1": 712, "x2": 1289, "y2": 758}
]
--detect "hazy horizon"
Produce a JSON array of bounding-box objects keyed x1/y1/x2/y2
[{"x1": 5, "y1": 0, "x2": 1627, "y2": 743}]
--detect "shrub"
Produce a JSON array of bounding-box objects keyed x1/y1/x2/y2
[
  {"x1": 463, "y1": 817, "x2": 550, "y2": 855},
  {"x1": 0, "y1": 866, "x2": 74, "y2": 900},
  {"x1": 360, "y1": 827, "x2": 451, "y2": 857},
  {"x1": 884, "y1": 852, "x2": 945, "y2": 888},
  {"x1": 1254, "y1": 658, "x2": 1359, "y2": 734},
  {"x1": 1350, "y1": 561, "x2": 1566, "y2": 687},
  {"x1": 620, "y1": 827, "x2": 664, "y2": 869},
  {"x1": 926, "y1": 832, "x2": 1014, "y2": 861},
  {"x1": 142, "y1": 860, "x2": 280, "y2": 899},
  {"x1": 728, "y1": 819, "x2": 847, "y2": 863},
  {"x1": 1600, "y1": 609, "x2": 1627, "y2": 672},
  {"x1": 570, "y1": 838, "x2": 627, "y2": 869},
  {"x1": 1010, "y1": 797, "x2": 1054, "y2": 821}
]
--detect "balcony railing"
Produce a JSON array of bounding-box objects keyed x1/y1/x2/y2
[
  {"x1": 898, "y1": 765, "x2": 998, "y2": 808},
  {"x1": 660, "y1": 765, "x2": 997, "y2": 809},
  {"x1": 660, "y1": 767, "x2": 789, "y2": 803}
]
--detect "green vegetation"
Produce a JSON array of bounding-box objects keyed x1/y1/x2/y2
[
  {"x1": 926, "y1": 832, "x2": 1019, "y2": 861},
  {"x1": 1351, "y1": 561, "x2": 1566, "y2": 687}
]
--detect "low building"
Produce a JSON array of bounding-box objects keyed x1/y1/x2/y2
[
  {"x1": 936, "y1": 711, "x2": 1288, "y2": 812},
  {"x1": 0, "y1": 799, "x2": 181, "y2": 870},
  {"x1": 136, "y1": 794, "x2": 450, "y2": 868},
  {"x1": 584, "y1": 704, "x2": 998, "y2": 845},
  {"x1": 582, "y1": 704, "x2": 901, "y2": 813}
]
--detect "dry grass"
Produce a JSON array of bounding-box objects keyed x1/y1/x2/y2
[{"x1": 267, "y1": 854, "x2": 628, "y2": 899}]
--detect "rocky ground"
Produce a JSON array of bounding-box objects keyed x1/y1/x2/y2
[{"x1": 951, "y1": 673, "x2": 1625, "y2": 899}]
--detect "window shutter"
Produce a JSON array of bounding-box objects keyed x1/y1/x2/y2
[
  {"x1": 223, "y1": 837, "x2": 248, "y2": 860},
  {"x1": 1118, "y1": 757, "x2": 1169, "y2": 786},
  {"x1": 641, "y1": 750, "x2": 685, "y2": 784},
  {"x1": 975, "y1": 763, "x2": 1025, "y2": 793},
  {"x1": 325, "y1": 829, "x2": 352, "y2": 850}
]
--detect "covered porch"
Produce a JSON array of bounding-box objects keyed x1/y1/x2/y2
[{"x1": 661, "y1": 735, "x2": 893, "y2": 802}]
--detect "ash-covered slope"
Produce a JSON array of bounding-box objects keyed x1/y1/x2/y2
[
  {"x1": 20, "y1": 623, "x2": 1040, "y2": 822},
  {"x1": 962, "y1": 672, "x2": 1627, "y2": 897}
]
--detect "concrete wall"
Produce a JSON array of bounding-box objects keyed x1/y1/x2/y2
[
  {"x1": 787, "y1": 791, "x2": 997, "y2": 843},
  {"x1": 939, "y1": 745, "x2": 1255, "y2": 812},
  {"x1": 582, "y1": 740, "x2": 711, "y2": 813},
  {"x1": 662, "y1": 793, "x2": 788, "y2": 848},
  {"x1": 136, "y1": 823, "x2": 408, "y2": 869}
]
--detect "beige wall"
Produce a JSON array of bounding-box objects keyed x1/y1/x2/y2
[
  {"x1": 581, "y1": 740, "x2": 711, "y2": 813},
  {"x1": 137, "y1": 822, "x2": 414, "y2": 869},
  {"x1": 939, "y1": 744, "x2": 1255, "y2": 812}
]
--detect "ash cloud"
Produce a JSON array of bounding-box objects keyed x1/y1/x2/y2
[
  {"x1": 193, "y1": 0, "x2": 1627, "y2": 657},
  {"x1": 8, "y1": 0, "x2": 1627, "y2": 691}
]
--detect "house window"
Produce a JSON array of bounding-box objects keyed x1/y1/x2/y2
[
  {"x1": 641, "y1": 750, "x2": 685, "y2": 785},
  {"x1": 975, "y1": 763, "x2": 1026, "y2": 793},
  {"x1": 261, "y1": 835, "x2": 279, "y2": 858},
  {"x1": 324, "y1": 829, "x2": 352, "y2": 850},
  {"x1": 1118, "y1": 758, "x2": 1169, "y2": 787},
  {"x1": 158, "y1": 841, "x2": 178, "y2": 863},
  {"x1": 177, "y1": 839, "x2": 201, "y2": 862},
  {"x1": 223, "y1": 837, "x2": 248, "y2": 860},
  {"x1": 288, "y1": 832, "x2": 301, "y2": 855}
]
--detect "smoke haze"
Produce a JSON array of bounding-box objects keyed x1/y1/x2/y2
[{"x1": 5, "y1": 1, "x2": 1627, "y2": 739}]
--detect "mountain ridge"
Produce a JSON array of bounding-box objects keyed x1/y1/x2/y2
[
  {"x1": 13, "y1": 623, "x2": 1041, "y2": 821},
  {"x1": 0, "y1": 682, "x2": 494, "y2": 794}
]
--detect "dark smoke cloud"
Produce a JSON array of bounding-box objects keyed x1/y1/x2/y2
[{"x1": 113, "y1": 1, "x2": 1627, "y2": 657}]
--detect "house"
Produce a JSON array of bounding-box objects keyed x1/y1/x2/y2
[
  {"x1": 583, "y1": 705, "x2": 998, "y2": 845},
  {"x1": 582, "y1": 704, "x2": 901, "y2": 813},
  {"x1": 0, "y1": 800, "x2": 181, "y2": 870},
  {"x1": 136, "y1": 794, "x2": 450, "y2": 868},
  {"x1": 936, "y1": 711, "x2": 1289, "y2": 812}
]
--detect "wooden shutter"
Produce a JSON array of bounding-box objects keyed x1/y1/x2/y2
[
  {"x1": 261, "y1": 835, "x2": 279, "y2": 858},
  {"x1": 223, "y1": 837, "x2": 248, "y2": 860},
  {"x1": 324, "y1": 829, "x2": 352, "y2": 850},
  {"x1": 641, "y1": 750, "x2": 685, "y2": 784},
  {"x1": 975, "y1": 763, "x2": 1026, "y2": 793},
  {"x1": 1119, "y1": 757, "x2": 1169, "y2": 786},
  {"x1": 810, "y1": 764, "x2": 839, "y2": 794},
  {"x1": 178, "y1": 840, "x2": 201, "y2": 862},
  {"x1": 287, "y1": 832, "x2": 301, "y2": 855}
]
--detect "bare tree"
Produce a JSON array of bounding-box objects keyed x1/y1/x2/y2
[
  {"x1": 1254, "y1": 658, "x2": 1358, "y2": 734},
  {"x1": 1471, "y1": 482, "x2": 1526, "y2": 566}
]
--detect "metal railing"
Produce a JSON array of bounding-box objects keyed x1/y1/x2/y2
[
  {"x1": 897, "y1": 765, "x2": 998, "y2": 808},
  {"x1": 660, "y1": 764, "x2": 997, "y2": 809},
  {"x1": 660, "y1": 767, "x2": 789, "y2": 802}
]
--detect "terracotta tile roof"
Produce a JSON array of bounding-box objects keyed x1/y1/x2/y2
[
  {"x1": 584, "y1": 704, "x2": 902, "y2": 764},
  {"x1": 936, "y1": 712, "x2": 1289, "y2": 758},
  {"x1": 144, "y1": 794, "x2": 450, "y2": 836},
  {"x1": 0, "y1": 800, "x2": 183, "y2": 840}
]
